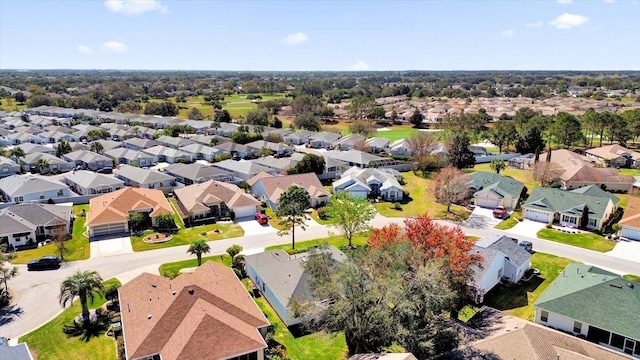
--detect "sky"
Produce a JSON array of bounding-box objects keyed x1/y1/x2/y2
[{"x1": 1, "y1": 0, "x2": 639, "y2": 71}]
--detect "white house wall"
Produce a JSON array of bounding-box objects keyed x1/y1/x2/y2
[
  {"x1": 535, "y1": 308, "x2": 588, "y2": 337},
  {"x1": 478, "y1": 253, "x2": 506, "y2": 295}
]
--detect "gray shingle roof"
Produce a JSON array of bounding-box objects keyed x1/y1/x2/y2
[
  {"x1": 115, "y1": 165, "x2": 175, "y2": 184},
  {"x1": 63, "y1": 170, "x2": 124, "y2": 189},
  {"x1": 0, "y1": 174, "x2": 69, "y2": 197},
  {"x1": 0, "y1": 203, "x2": 71, "y2": 235}
]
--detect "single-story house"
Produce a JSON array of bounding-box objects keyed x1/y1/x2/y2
[
  {"x1": 308, "y1": 131, "x2": 341, "y2": 148},
  {"x1": 142, "y1": 145, "x2": 192, "y2": 164},
  {"x1": 468, "y1": 171, "x2": 526, "y2": 210},
  {"x1": 123, "y1": 137, "x2": 162, "y2": 151},
  {"x1": 522, "y1": 185, "x2": 619, "y2": 231},
  {"x1": 332, "y1": 167, "x2": 403, "y2": 201},
  {"x1": 62, "y1": 150, "x2": 113, "y2": 172},
  {"x1": 617, "y1": 195, "x2": 640, "y2": 241},
  {"x1": 334, "y1": 134, "x2": 365, "y2": 151},
  {"x1": 533, "y1": 263, "x2": 640, "y2": 358},
  {"x1": 174, "y1": 180, "x2": 260, "y2": 221},
  {"x1": 86, "y1": 187, "x2": 173, "y2": 238},
  {"x1": 245, "y1": 245, "x2": 346, "y2": 326},
  {"x1": 63, "y1": 170, "x2": 125, "y2": 195},
  {"x1": 389, "y1": 138, "x2": 412, "y2": 157},
  {"x1": 0, "y1": 156, "x2": 21, "y2": 178},
  {"x1": 0, "y1": 203, "x2": 72, "y2": 248},
  {"x1": 249, "y1": 172, "x2": 330, "y2": 210},
  {"x1": 470, "y1": 235, "x2": 531, "y2": 302},
  {"x1": 213, "y1": 159, "x2": 277, "y2": 181},
  {"x1": 585, "y1": 144, "x2": 640, "y2": 168},
  {"x1": 119, "y1": 262, "x2": 269, "y2": 360},
  {"x1": 0, "y1": 174, "x2": 73, "y2": 203},
  {"x1": 560, "y1": 164, "x2": 634, "y2": 193},
  {"x1": 37, "y1": 130, "x2": 76, "y2": 144},
  {"x1": 0, "y1": 337, "x2": 35, "y2": 360},
  {"x1": 15, "y1": 143, "x2": 55, "y2": 155},
  {"x1": 248, "y1": 156, "x2": 299, "y2": 175},
  {"x1": 179, "y1": 143, "x2": 221, "y2": 162},
  {"x1": 163, "y1": 163, "x2": 239, "y2": 185},
  {"x1": 114, "y1": 164, "x2": 176, "y2": 192},
  {"x1": 20, "y1": 152, "x2": 73, "y2": 174},
  {"x1": 104, "y1": 148, "x2": 156, "y2": 167},
  {"x1": 324, "y1": 150, "x2": 396, "y2": 169},
  {"x1": 283, "y1": 129, "x2": 314, "y2": 145},
  {"x1": 212, "y1": 142, "x2": 258, "y2": 159},
  {"x1": 246, "y1": 140, "x2": 294, "y2": 156},
  {"x1": 153, "y1": 135, "x2": 195, "y2": 149},
  {"x1": 364, "y1": 137, "x2": 390, "y2": 154}
]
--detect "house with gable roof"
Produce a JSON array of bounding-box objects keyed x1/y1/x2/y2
[
  {"x1": 0, "y1": 203, "x2": 72, "y2": 248},
  {"x1": 522, "y1": 186, "x2": 618, "y2": 230},
  {"x1": 119, "y1": 261, "x2": 269, "y2": 360},
  {"x1": 61, "y1": 150, "x2": 113, "y2": 172},
  {"x1": 249, "y1": 172, "x2": 329, "y2": 210},
  {"x1": 617, "y1": 195, "x2": 640, "y2": 241},
  {"x1": 467, "y1": 171, "x2": 526, "y2": 210},
  {"x1": 62, "y1": 170, "x2": 125, "y2": 195},
  {"x1": 115, "y1": 164, "x2": 176, "y2": 192},
  {"x1": 0, "y1": 156, "x2": 21, "y2": 178},
  {"x1": 0, "y1": 174, "x2": 73, "y2": 203},
  {"x1": 174, "y1": 180, "x2": 260, "y2": 222},
  {"x1": 533, "y1": 263, "x2": 640, "y2": 357},
  {"x1": 332, "y1": 166, "x2": 403, "y2": 201},
  {"x1": 586, "y1": 144, "x2": 640, "y2": 168},
  {"x1": 163, "y1": 163, "x2": 239, "y2": 185}
]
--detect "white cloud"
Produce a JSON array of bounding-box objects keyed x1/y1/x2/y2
[
  {"x1": 104, "y1": 0, "x2": 168, "y2": 15},
  {"x1": 77, "y1": 45, "x2": 92, "y2": 54},
  {"x1": 549, "y1": 13, "x2": 588, "y2": 29},
  {"x1": 557, "y1": 0, "x2": 572, "y2": 4},
  {"x1": 525, "y1": 21, "x2": 544, "y2": 28},
  {"x1": 282, "y1": 32, "x2": 309, "y2": 45},
  {"x1": 603, "y1": 0, "x2": 615, "y2": 3},
  {"x1": 348, "y1": 61, "x2": 371, "y2": 71},
  {"x1": 501, "y1": 29, "x2": 515, "y2": 37},
  {"x1": 101, "y1": 41, "x2": 129, "y2": 53}
]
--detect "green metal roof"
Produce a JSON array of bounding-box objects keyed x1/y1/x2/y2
[
  {"x1": 523, "y1": 187, "x2": 613, "y2": 220},
  {"x1": 534, "y1": 263, "x2": 640, "y2": 340},
  {"x1": 469, "y1": 172, "x2": 525, "y2": 198}
]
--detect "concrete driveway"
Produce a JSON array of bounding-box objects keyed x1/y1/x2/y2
[
  {"x1": 462, "y1": 207, "x2": 503, "y2": 229},
  {"x1": 607, "y1": 240, "x2": 640, "y2": 262},
  {"x1": 237, "y1": 217, "x2": 278, "y2": 236},
  {"x1": 89, "y1": 235, "x2": 133, "y2": 258},
  {"x1": 504, "y1": 219, "x2": 547, "y2": 237}
]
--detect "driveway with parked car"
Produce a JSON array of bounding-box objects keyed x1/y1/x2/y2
[
  {"x1": 237, "y1": 216, "x2": 278, "y2": 236},
  {"x1": 463, "y1": 207, "x2": 504, "y2": 229}
]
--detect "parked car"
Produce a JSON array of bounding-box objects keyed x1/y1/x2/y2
[
  {"x1": 255, "y1": 213, "x2": 268, "y2": 225},
  {"x1": 493, "y1": 205, "x2": 508, "y2": 219},
  {"x1": 27, "y1": 255, "x2": 60, "y2": 271},
  {"x1": 518, "y1": 240, "x2": 533, "y2": 252}
]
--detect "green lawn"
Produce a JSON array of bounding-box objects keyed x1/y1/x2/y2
[
  {"x1": 159, "y1": 256, "x2": 232, "y2": 277},
  {"x1": 374, "y1": 171, "x2": 471, "y2": 221},
  {"x1": 20, "y1": 278, "x2": 121, "y2": 360},
  {"x1": 11, "y1": 205, "x2": 90, "y2": 264},
  {"x1": 0, "y1": 98, "x2": 27, "y2": 111},
  {"x1": 472, "y1": 163, "x2": 538, "y2": 194},
  {"x1": 266, "y1": 232, "x2": 370, "y2": 252},
  {"x1": 494, "y1": 210, "x2": 522, "y2": 230},
  {"x1": 373, "y1": 126, "x2": 419, "y2": 141},
  {"x1": 310, "y1": 209, "x2": 331, "y2": 225},
  {"x1": 130, "y1": 222, "x2": 244, "y2": 251},
  {"x1": 255, "y1": 296, "x2": 347, "y2": 360},
  {"x1": 617, "y1": 168, "x2": 640, "y2": 177},
  {"x1": 169, "y1": 93, "x2": 287, "y2": 120},
  {"x1": 623, "y1": 274, "x2": 640, "y2": 283},
  {"x1": 482, "y1": 252, "x2": 577, "y2": 321},
  {"x1": 264, "y1": 208, "x2": 289, "y2": 231},
  {"x1": 536, "y1": 228, "x2": 616, "y2": 252}
]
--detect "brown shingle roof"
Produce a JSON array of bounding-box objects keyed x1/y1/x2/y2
[
  {"x1": 173, "y1": 180, "x2": 260, "y2": 214},
  {"x1": 620, "y1": 195, "x2": 640, "y2": 228},
  {"x1": 86, "y1": 187, "x2": 172, "y2": 226},
  {"x1": 255, "y1": 172, "x2": 329, "y2": 204},
  {"x1": 119, "y1": 262, "x2": 269, "y2": 360}
]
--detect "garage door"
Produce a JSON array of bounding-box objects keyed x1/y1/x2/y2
[
  {"x1": 524, "y1": 209, "x2": 550, "y2": 223},
  {"x1": 621, "y1": 226, "x2": 640, "y2": 241},
  {"x1": 92, "y1": 223, "x2": 127, "y2": 237},
  {"x1": 475, "y1": 197, "x2": 500, "y2": 209},
  {"x1": 233, "y1": 205, "x2": 259, "y2": 218}
]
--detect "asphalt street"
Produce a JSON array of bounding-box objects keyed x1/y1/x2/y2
[{"x1": 1, "y1": 215, "x2": 639, "y2": 341}]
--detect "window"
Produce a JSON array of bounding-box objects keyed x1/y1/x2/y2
[
  {"x1": 497, "y1": 268, "x2": 503, "y2": 281},
  {"x1": 57, "y1": 189, "x2": 64, "y2": 196},
  {"x1": 573, "y1": 321, "x2": 582, "y2": 333},
  {"x1": 611, "y1": 333, "x2": 625, "y2": 349},
  {"x1": 588, "y1": 218, "x2": 597, "y2": 227},
  {"x1": 15, "y1": 196, "x2": 23, "y2": 203},
  {"x1": 540, "y1": 310, "x2": 548, "y2": 322}
]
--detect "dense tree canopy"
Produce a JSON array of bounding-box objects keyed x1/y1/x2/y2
[
  {"x1": 287, "y1": 153, "x2": 325, "y2": 175},
  {"x1": 276, "y1": 185, "x2": 311, "y2": 249},
  {"x1": 446, "y1": 133, "x2": 475, "y2": 169}
]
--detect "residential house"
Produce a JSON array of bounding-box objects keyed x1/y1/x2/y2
[
  {"x1": 142, "y1": 145, "x2": 192, "y2": 164},
  {"x1": 119, "y1": 262, "x2": 269, "y2": 360},
  {"x1": 249, "y1": 156, "x2": 298, "y2": 175},
  {"x1": 123, "y1": 137, "x2": 162, "y2": 151},
  {"x1": 332, "y1": 167, "x2": 403, "y2": 201},
  {"x1": 586, "y1": 144, "x2": 640, "y2": 168},
  {"x1": 389, "y1": 138, "x2": 412, "y2": 157},
  {"x1": 246, "y1": 140, "x2": 294, "y2": 156},
  {"x1": 104, "y1": 148, "x2": 156, "y2": 167},
  {"x1": 334, "y1": 134, "x2": 365, "y2": 151},
  {"x1": 86, "y1": 187, "x2": 172, "y2": 237},
  {"x1": 92, "y1": 139, "x2": 123, "y2": 152},
  {"x1": 618, "y1": 195, "x2": 640, "y2": 241},
  {"x1": 15, "y1": 143, "x2": 55, "y2": 155},
  {"x1": 155, "y1": 135, "x2": 194, "y2": 149},
  {"x1": 507, "y1": 153, "x2": 535, "y2": 170},
  {"x1": 324, "y1": 150, "x2": 397, "y2": 169},
  {"x1": 6, "y1": 132, "x2": 46, "y2": 145},
  {"x1": 470, "y1": 235, "x2": 531, "y2": 302},
  {"x1": 179, "y1": 143, "x2": 221, "y2": 162},
  {"x1": 522, "y1": 186, "x2": 619, "y2": 230},
  {"x1": 174, "y1": 180, "x2": 260, "y2": 222},
  {"x1": 533, "y1": 263, "x2": 640, "y2": 358},
  {"x1": 249, "y1": 172, "x2": 329, "y2": 210},
  {"x1": 115, "y1": 165, "x2": 176, "y2": 191},
  {"x1": 0, "y1": 203, "x2": 72, "y2": 248},
  {"x1": 210, "y1": 122, "x2": 240, "y2": 137},
  {"x1": 63, "y1": 170, "x2": 125, "y2": 195},
  {"x1": 0, "y1": 156, "x2": 21, "y2": 178},
  {"x1": 0, "y1": 337, "x2": 35, "y2": 360},
  {"x1": 245, "y1": 245, "x2": 346, "y2": 326},
  {"x1": 308, "y1": 131, "x2": 341, "y2": 148},
  {"x1": 0, "y1": 174, "x2": 73, "y2": 203},
  {"x1": 62, "y1": 150, "x2": 113, "y2": 172},
  {"x1": 364, "y1": 137, "x2": 390, "y2": 153},
  {"x1": 163, "y1": 163, "x2": 239, "y2": 185},
  {"x1": 21, "y1": 152, "x2": 73, "y2": 174},
  {"x1": 213, "y1": 142, "x2": 258, "y2": 159},
  {"x1": 283, "y1": 129, "x2": 313, "y2": 145},
  {"x1": 213, "y1": 159, "x2": 277, "y2": 181},
  {"x1": 468, "y1": 171, "x2": 526, "y2": 210},
  {"x1": 37, "y1": 130, "x2": 76, "y2": 144},
  {"x1": 560, "y1": 165, "x2": 634, "y2": 193}
]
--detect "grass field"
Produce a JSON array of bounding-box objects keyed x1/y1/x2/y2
[
  {"x1": 266, "y1": 232, "x2": 371, "y2": 252},
  {"x1": 169, "y1": 93, "x2": 287, "y2": 120},
  {"x1": 494, "y1": 210, "x2": 522, "y2": 230},
  {"x1": 536, "y1": 228, "x2": 616, "y2": 252},
  {"x1": 374, "y1": 171, "x2": 470, "y2": 221},
  {"x1": 617, "y1": 168, "x2": 640, "y2": 177},
  {"x1": 373, "y1": 126, "x2": 420, "y2": 141},
  {"x1": 130, "y1": 222, "x2": 244, "y2": 251},
  {"x1": 482, "y1": 252, "x2": 576, "y2": 321},
  {"x1": 0, "y1": 98, "x2": 27, "y2": 111},
  {"x1": 11, "y1": 205, "x2": 90, "y2": 264},
  {"x1": 20, "y1": 278, "x2": 121, "y2": 360}
]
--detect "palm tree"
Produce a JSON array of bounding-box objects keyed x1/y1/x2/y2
[
  {"x1": 490, "y1": 158, "x2": 506, "y2": 174},
  {"x1": 59, "y1": 270, "x2": 105, "y2": 324},
  {"x1": 90, "y1": 141, "x2": 104, "y2": 154},
  {"x1": 187, "y1": 239, "x2": 210, "y2": 266},
  {"x1": 33, "y1": 158, "x2": 50, "y2": 174},
  {"x1": 9, "y1": 147, "x2": 25, "y2": 164}
]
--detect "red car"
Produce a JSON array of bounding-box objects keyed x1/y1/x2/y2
[
  {"x1": 493, "y1": 205, "x2": 508, "y2": 219},
  {"x1": 255, "y1": 213, "x2": 268, "y2": 225}
]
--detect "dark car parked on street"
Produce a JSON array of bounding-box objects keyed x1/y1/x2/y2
[{"x1": 27, "y1": 255, "x2": 61, "y2": 271}]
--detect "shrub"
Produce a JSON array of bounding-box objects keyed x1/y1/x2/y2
[
  {"x1": 546, "y1": 223, "x2": 553, "y2": 229},
  {"x1": 316, "y1": 207, "x2": 327, "y2": 219},
  {"x1": 393, "y1": 202, "x2": 402, "y2": 210}
]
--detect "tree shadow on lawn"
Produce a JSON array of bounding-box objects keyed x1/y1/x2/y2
[
  {"x1": 63, "y1": 319, "x2": 110, "y2": 342},
  {"x1": 482, "y1": 276, "x2": 545, "y2": 311},
  {"x1": 0, "y1": 304, "x2": 24, "y2": 326}
]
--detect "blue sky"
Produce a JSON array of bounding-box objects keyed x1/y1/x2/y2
[{"x1": 1, "y1": 0, "x2": 638, "y2": 71}]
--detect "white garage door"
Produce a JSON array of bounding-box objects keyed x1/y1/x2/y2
[
  {"x1": 475, "y1": 197, "x2": 500, "y2": 209},
  {"x1": 524, "y1": 209, "x2": 551, "y2": 223},
  {"x1": 233, "y1": 205, "x2": 258, "y2": 218},
  {"x1": 92, "y1": 223, "x2": 127, "y2": 237},
  {"x1": 621, "y1": 226, "x2": 640, "y2": 241}
]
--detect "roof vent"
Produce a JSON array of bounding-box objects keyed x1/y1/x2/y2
[
  {"x1": 172, "y1": 291, "x2": 177, "y2": 296},
  {"x1": 628, "y1": 282, "x2": 635, "y2": 289},
  {"x1": 609, "y1": 283, "x2": 623, "y2": 289},
  {"x1": 151, "y1": 283, "x2": 156, "y2": 288},
  {"x1": 188, "y1": 288, "x2": 195, "y2": 295},
  {"x1": 147, "y1": 314, "x2": 152, "y2": 320}
]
